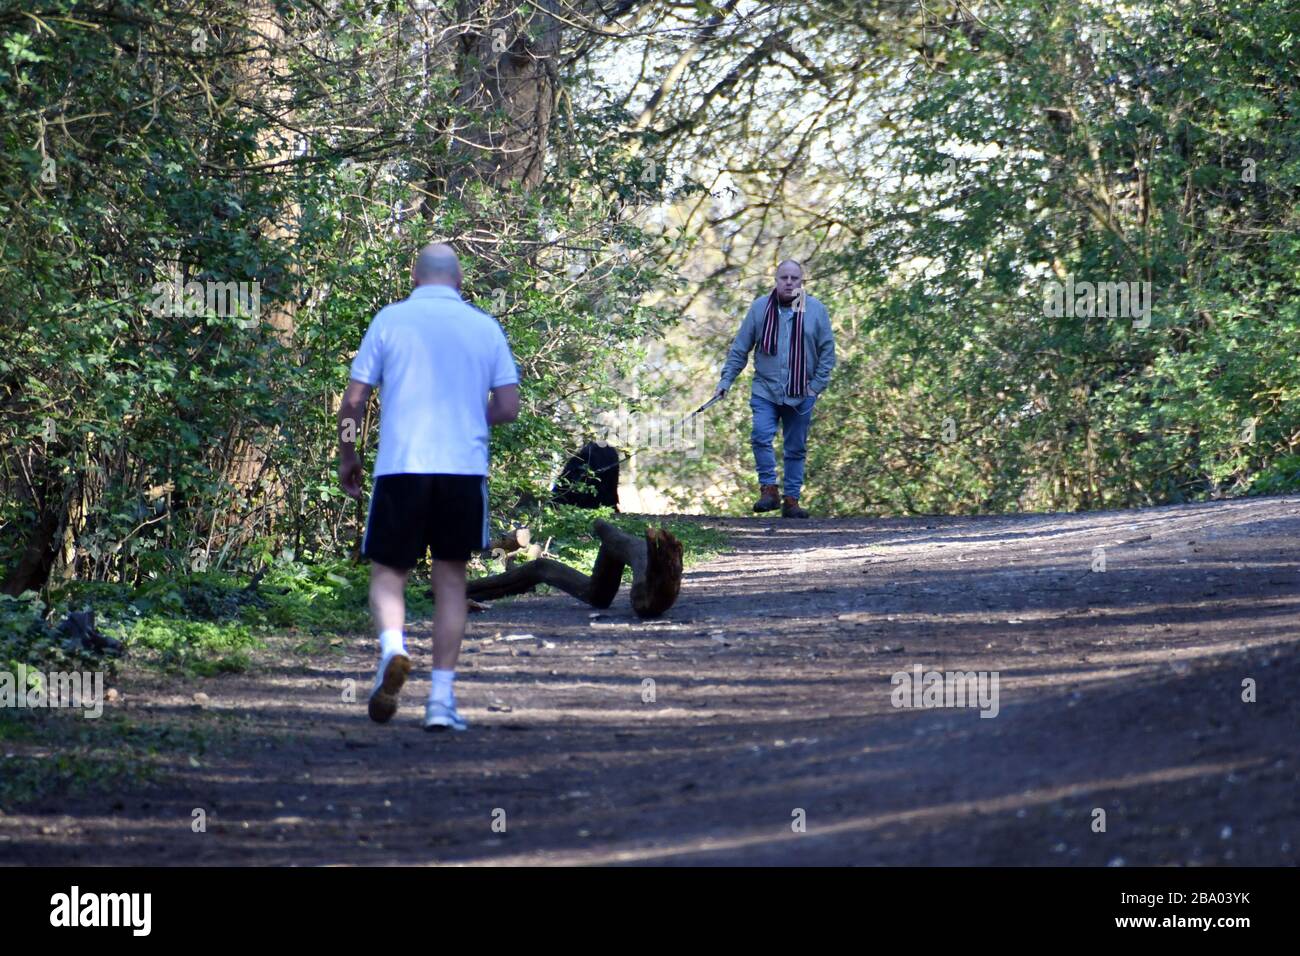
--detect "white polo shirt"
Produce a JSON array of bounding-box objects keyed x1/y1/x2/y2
[{"x1": 349, "y1": 284, "x2": 518, "y2": 477}]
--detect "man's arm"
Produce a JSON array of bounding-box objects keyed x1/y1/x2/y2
[
  {"x1": 808, "y1": 305, "x2": 836, "y2": 397},
  {"x1": 716, "y1": 304, "x2": 759, "y2": 397},
  {"x1": 488, "y1": 383, "x2": 520, "y2": 425},
  {"x1": 338, "y1": 378, "x2": 372, "y2": 499}
]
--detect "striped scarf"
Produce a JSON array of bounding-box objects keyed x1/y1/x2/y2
[{"x1": 758, "y1": 289, "x2": 808, "y2": 397}]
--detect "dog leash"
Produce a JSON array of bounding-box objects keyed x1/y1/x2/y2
[{"x1": 585, "y1": 393, "x2": 725, "y2": 473}]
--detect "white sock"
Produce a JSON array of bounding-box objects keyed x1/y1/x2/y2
[
  {"x1": 431, "y1": 669, "x2": 456, "y2": 706},
  {"x1": 379, "y1": 629, "x2": 406, "y2": 658}
]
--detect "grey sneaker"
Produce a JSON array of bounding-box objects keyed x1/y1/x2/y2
[
  {"x1": 367, "y1": 651, "x2": 411, "y2": 723},
  {"x1": 424, "y1": 698, "x2": 468, "y2": 732}
]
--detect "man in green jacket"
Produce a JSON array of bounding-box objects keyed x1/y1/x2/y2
[{"x1": 713, "y1": 260, "x2": 836, "y2": 517}]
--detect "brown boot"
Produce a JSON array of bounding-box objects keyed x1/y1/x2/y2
[
  {"x1": 753, "y1": 483, "x2": 781, "y2": 513},
  {"x1": 782, "y1": 495, "x2": 809, "y2": 518}
]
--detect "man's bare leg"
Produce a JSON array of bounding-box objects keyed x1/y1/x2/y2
[
  {"x1": 430, "y1": 559, "x2": 467, "y2": 670},
  {"x1": 367, "y1": 561, "x2": 412, "y2": 723},
  {"x1": 426, "y1": 558, "x2": 469, "y2": 730},
  {"x1": 370, "y1": 561, "x2": 410, "y2": 634}
]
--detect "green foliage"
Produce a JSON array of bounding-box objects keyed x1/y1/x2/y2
[
  {"x1": 41, "y1": 557, "x2": 430, "y2": 672},
  {"x1": 252, "y1": 559, "x2": 431, "y2": 633},
  {"x1": 0, "y1": 591, "x2": 116, "y2": 677},
  {"x1": 1248, "y1": 454, "x2": 1300, "y2": 497},
  {"x1": 0, "y1": 0, "x2": 678, "y2": 596},
  {"x1": 654, "y1": 0, "x2": 1300, "y2": 516},
  {"x1": 125, "y1": 618, "x2": 261, "y2": 676}
]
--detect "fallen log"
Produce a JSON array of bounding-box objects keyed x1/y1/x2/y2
[
  {"x1": 483, "y1": 527, "x2": 531, "y2": 556},
  {"x1": 464, "y1": 519, "x2": 683, "y2": 618}
]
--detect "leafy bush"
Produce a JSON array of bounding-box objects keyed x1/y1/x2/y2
[
  {"x1": 0, "y1": 591, "x2": 118, "y2": 677},
  {"x1": 1248, "y1": 455, "x2": 1300, "y2": 497},
  {"x1": 125, "y1": 618, "x2": 261, "y2": 676}
]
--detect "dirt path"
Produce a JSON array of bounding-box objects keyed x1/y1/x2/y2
[{"x1": 4, "y1": 497, "x2": 1298, "y2": 865}]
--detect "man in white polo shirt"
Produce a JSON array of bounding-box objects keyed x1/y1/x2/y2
[{"x1": 337, "y1": 243, "x2": 520, "y2": 731}]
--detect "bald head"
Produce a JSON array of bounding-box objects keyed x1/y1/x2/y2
[
  {"x1": 412, "y1": 243, "x2": 462, "y2": 289},
  {"x1": 775, "y1": 259, "x2": 804, "y2": 304}
]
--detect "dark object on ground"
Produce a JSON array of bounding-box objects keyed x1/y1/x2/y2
[
  {"x1": 57, "y1": 610, "x2": 124, "y2": 657},
  {"x1": 466, "y1": 519, "x2": 682, "y2": 617},
  {"x1": 552, "y1": 442, "x2": 620, "y2": 510}
]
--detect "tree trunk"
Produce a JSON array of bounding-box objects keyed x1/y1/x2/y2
[
  {"x1": 2, "y1": 467, "x2": 69, "y2": 596},
  {"x1": 441, "y1": 0, "x2": 564, "y2": 205}
]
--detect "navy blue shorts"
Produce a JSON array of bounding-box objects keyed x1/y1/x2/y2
[{"x1": 362, "y1": 474, "x2": 489, "y2": 568}]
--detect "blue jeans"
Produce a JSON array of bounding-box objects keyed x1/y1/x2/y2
[{"x1": 750, "y1": 394, "x2": 816, "y2": 499}]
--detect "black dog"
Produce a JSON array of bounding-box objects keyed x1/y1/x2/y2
[{"x1": 552, "y1": 441, "x2": 620, "y2": 510}]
